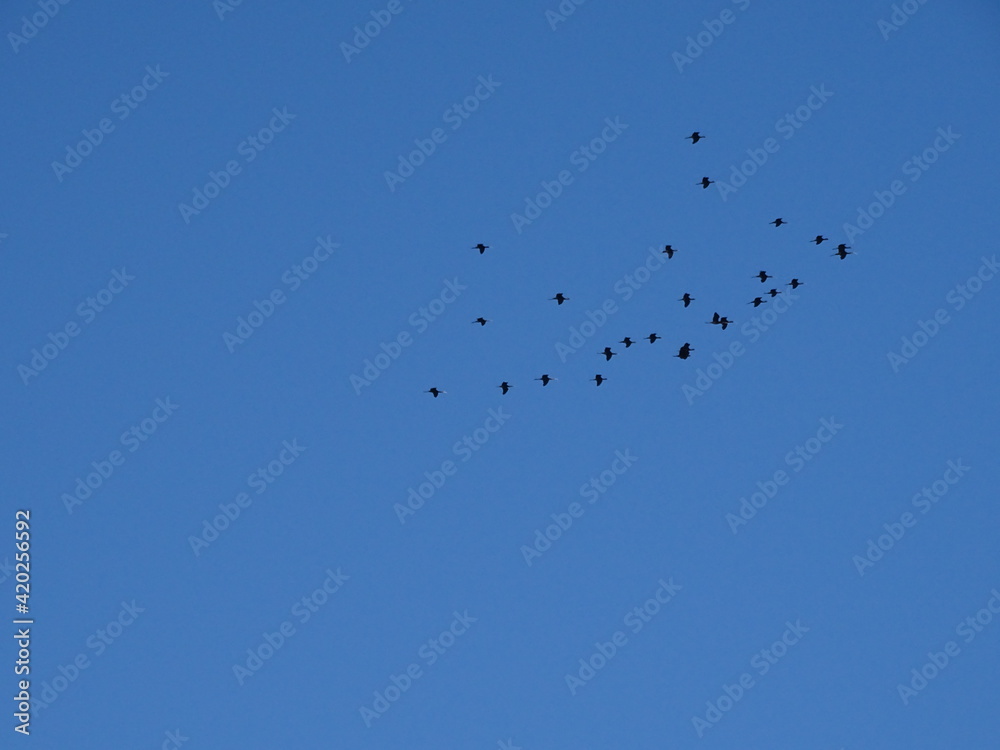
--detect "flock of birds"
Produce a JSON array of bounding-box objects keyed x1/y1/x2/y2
[{"x1": 426, "y1": 132, "x2": 852, "y2": 398}]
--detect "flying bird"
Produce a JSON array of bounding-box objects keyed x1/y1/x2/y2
[
  {"x1": 832, "y1": 247, "x2": 853, "y2": 259},
  {"x1": 755, "y1": 270, "x2": 772, "y2": 283},
  {"x1": 601, "y1": 347, "x2": 617, "y2": 361},
  {"x1": 550, "y1": 293, "x2": 569, "y2": 305},
  {"x1": 472, "y1": 317, "x2": 489, "y2": 326},
  {"x1": 646, "y1": 333, "x2": 661, "y2": 344},
  {"x1": 787, "y1": 278, "x2": 803, "y2": 289},
  {"x1": 835, "y1": 243, "x2": 851, "y2": 252},
  {"x1": 699, "y1": 177, "x2": 715, "y2": 189},
  {"x1": 620, "y1": 337, "x2": 635, "y2": 348},
  {"x1": 748, "y1": 296, "x2": 766, "y2": 307},
  {"x1": 472, "y1": 243, "x2": 489, "y2": 254},
  {"x1": 498, "y1": 381, "x2": 512, "y2": 395},
  {"x1": 767, "y1": 288, "x2": 782, "y2": 298},
  {"x1": 686, "y1": 131, "x2": 704, "y2": 144},
  {"x1": 662, "y1": 244, "x2": 677, "y2": 259},
  {"x1": 592, "y1": 374, "x2": 607, "y2": 386},
  {"x1": 426, "y1": 388, "x2": 446, "y2": 398},
  {"x1": 811, "y1": 235, "x2": 828, "y2": 245},
  {"x1": 535, "y1": 374, "x2": 556, "y2": 386},
  {"x1": 675, "y1": 342, "x2": 694, "y2": 360},
  {"x1": 679, "y1": 293, "x2": 695, "y2": 307},
  {"x1": 771, "y1": 218, "x2": 787, "y2": 227},
  {"x1": 708, "y1": 312, "x2": 733, "y2": 330}
]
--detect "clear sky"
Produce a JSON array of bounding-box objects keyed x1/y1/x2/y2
[{"x1": 3, "y1": 0, "x2": 1000, "y2": 747}]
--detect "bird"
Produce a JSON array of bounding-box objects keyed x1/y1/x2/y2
[
  {"x1": 755, "y1": 270, "x2": 772, "y2": 283},
  {"x1": 675, "y1": 342, "x2": 694, "y2": 359},
  {"x1": 699, "y1": 176, "x2": 715, "y2": 189},
  {"x1": 832, "y1": 246, "x2": 853, "y2": 260},
  {"x1": 835, "y1": 243, "x2": 851, "y2": 252},
  {"x1": 498, "y1": 381, "x2": 512, "y2": 394},
  {"x1": 535, "y1": 374, "x2": 556, "y2": 386},
  {"x1": 620, "y1": 337, "x2": 635, "y2": 348},
  {"x1": 472, "y1": 243, "x2": 489, "y2": 254},
  {"x1": 748, "y1": 296, "x2": 766, "y2": 307},
  {"x1": 679, "y1": 293, "x2": 695, "y2": 307},
  {"x1": 708, "y1": 312, "x2": 733, "y2": 330},
  {"x1": 662, "y1": 244, "x2": 677, "y2": 259},
  {"x1": 770, "y1": 218, "x2": 787, "y2": 227},
  {"x1": 767, "y1": 288, "x2": 782, "y2": 298},
  {"x1": 787, "y1": 278, "x2": 803, "y2": 289},
  {"x1": 647, "y1": 333, "x2": 661, "y2": 344},
  {"x1": 811, "y1": 235, "x2": 828, "y2": 245},
  {"x1": 686, "y1": 131, "x2": 704, "y2": 144},
  {"x1": 592, "y1": 374, "x2": 607, "y2": 386},
  {"x1": 550, "y1": 293, "x2": 569, "y2": 305},
  {"x1": 426, "y1": 388, "x2": 446, "y2": 398},
  {"x1": 601, "y1": 346, "x2": 617, "y2": 361},
  {"x1": 472, "y1": 317, "x2": 489, "y2": 326}
]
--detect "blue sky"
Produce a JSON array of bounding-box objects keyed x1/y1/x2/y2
[{"x1": 3, "y1": 0, "x2": 1000, "y2": 747}]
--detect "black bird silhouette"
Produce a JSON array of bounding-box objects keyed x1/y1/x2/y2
[
  {"x1": 647, "y1": 333, "x2": 661, "y2": 344},
  {"x1": 601, "y1": 347, "x2": 617, "y2": 361},
  {"x1": 686, "y1": 131, "x2": 704, "y2": 144},
  {"x1": 675, "y1": 342, "x2": 694, "y2": 360},
  {"x1": 699, "y1": 176, "x2": 715, "y2": 189},
  {"x1": 498, "y1": 381, "x2": 512, "y2": 395},
  {"x1": 662, "y1": 244, "x2": 677, "y2": 259},
  {"x1": 755, "y1": 270, "x2": 772, "y2": 283},
  {"x1": 472, "y1": 317, "x2": 489, "y2": 326},
  {"x1": 535, "y1": 374, "x2": 556, "y2": 386},
  {"x1": 708, "y1": 312, "x2": 733, "y2": 330},
  {"x1": 771, "y1": 218, "x2": 787, "y2": 227},
  {"x1": 835, "y1": 243, "x2": 851, "y2": 252},
  {"x1": 787, "y1": 278, "x2": 803, "y2": 289},
  {"x1": 426, "y1": 388, "x2": 446, "y2": 398},
  {"x1": 767, "y1": 288, "x2": 781, "y2": 298},
  {"x1": 748, "y1": 296, "x2": 766, "y2": 307},
  {"x1": 550, "y1": 293, "x2": 569, "y2": 305},
  {"x1": 592, "y1": 374, "x2": 607, "y2": 386},
  {"x1": 620, "y1": 337, "x2": 635, "y2": 348},
  {"x1": 832, "y1": 247, "x2": 853, "y2": 260},
  {"x1": 472, "y1": 243, "x2": 489, "y2": 254},
  {"x1": 679, "y1": 293, "x2": 695, "y2": 307},
  {"x1": 811, "y1": 235, "x2": 828, "y2": 245}
]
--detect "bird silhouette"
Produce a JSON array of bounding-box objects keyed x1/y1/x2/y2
[
  {"x1": 620, "y1": 337, "x2": 635, "y2": 348},
  {"x1": 535, "y1": 374, "x2": 556, "y2": 386},
  {"x1": 771, "y1": 218, "x2": 787, "y2": 227},
  {"x1": 498, "y1": 381, "x2": 512, "y2": 394},
  {"x1": 472, "y1": 243, "x2": 489, "y2": 254},
  {"x1": 767, "y1": 288, "x2": 782, "y2": 298},
  {"x1": 835, "y1": 243, "x2": 851, "y2": 252},
  {"x1": 708, "y1": 312, "x2": 733, "y2": 330},
  {"x1": 748, "y1": 296, "x2": 766, "y2": 307},
  {"x1": 675, "y1": 342, "x2": 694, "y2": 360},
  {"x1": 472, "y1": 317, "x2": 489, "y2": 326},
  {"x1": 647, "y1": 333, "x2": 661, "y2": 344},
  {"x1": 687, "y1": 131, "x2": 704, "y2": 144},
  {"x1": 832, "y1": 247, "x2": 853, "y2": 260},
  {"x1": 601, "y1": 347, "x2": 617, "y2": 361},
  {"x1": 787, "y1": 278, "x2": 803, "y2": 289},
  {"x1": 755, "y1": 270, "x2": 772, "y2": 283},
  {"x1": 662, "y1": 244, "x2": 677, "y2": 259},
  {"x1": 811, "y1": 235, "x2": 828, "y2": 245},
  {"x1": 550, "y1": 293, "x2": 569, "y2": 305},
  {"x1": 592, "y1": 374, "x2": 607, "y2": 386},
  {"x1": 699, "y1": 177, "x2": 715, "y2": 189},
  {"x1": 426, "y1": 388, "x2": 446, "y2": 398},
  {"x1": 679, "y1": 293, "x2": 695, "y2": 307}
]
